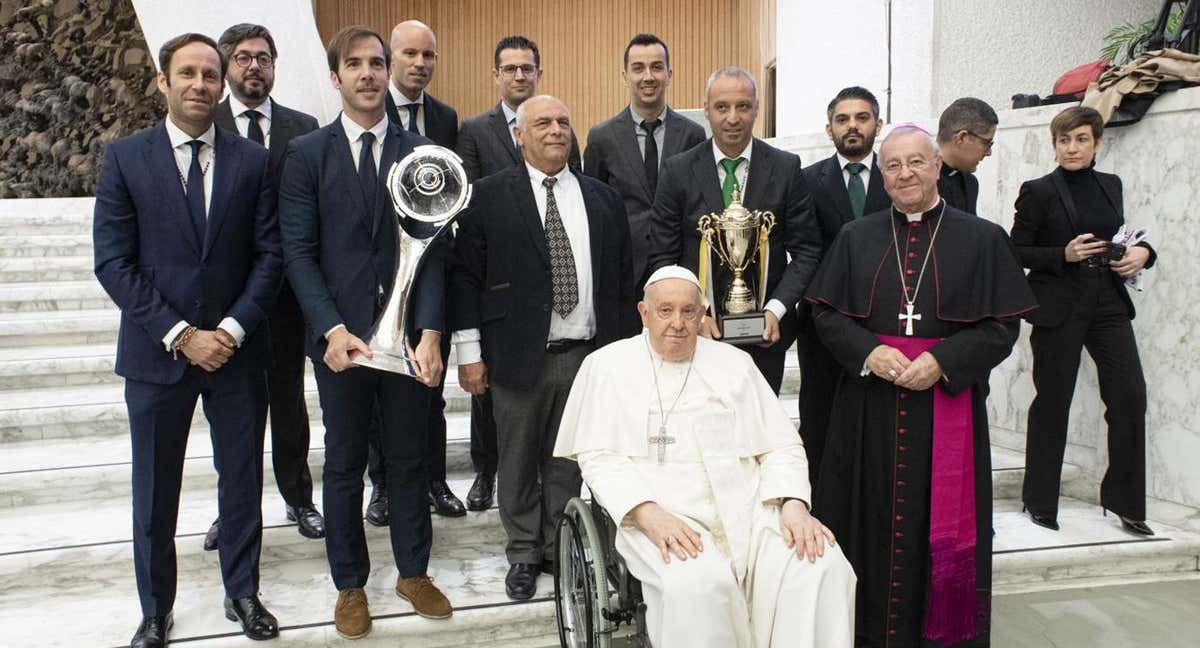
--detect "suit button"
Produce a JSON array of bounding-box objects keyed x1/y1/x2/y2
[
  {"x1": 193, "y1": 300, "x2": 201, "y2": 308},
  {"x1": 542, "y1": 304, "x2": 551, "y2": 312}
]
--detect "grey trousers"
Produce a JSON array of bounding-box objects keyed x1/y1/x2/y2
[{"x1": 490, "y1": 344, "x2": 589, "y2": 565}]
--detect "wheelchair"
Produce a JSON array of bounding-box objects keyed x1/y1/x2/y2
[{"x1": 553, "y1": 497, "x2": 651, "y2": 648}]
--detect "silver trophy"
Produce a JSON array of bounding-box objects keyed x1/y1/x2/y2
[{"x1": 354, "y1": 145, "x2": 471, "y2": 376}]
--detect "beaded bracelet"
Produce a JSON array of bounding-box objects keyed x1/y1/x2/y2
[{"x1": 171, "y1": 326, "x2": 198, "y2": 361}]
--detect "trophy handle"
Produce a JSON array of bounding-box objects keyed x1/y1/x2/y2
[
  {"x1": 696, "y1": 215, "x2": 713, "y2": 310},
  {"x1": 756, "y1": 211, "x2": 776, "y2": 310}
]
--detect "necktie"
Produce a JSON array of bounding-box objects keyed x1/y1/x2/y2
[
  {"x1": 185, "y1": 140, "x2": 206, "y2": 243},
  {"x1": 845, "y1": 162, "x2": 867, "y2": 218},
  {"x1": 542, "y1": 176, "x2": 578, "y2": 317},
  {"x1": 358, "y1": 131, "x2": 377, "y2": 219},
  {"x1": 642, "y1": 118, "x2": 660, "y2": 195},
  {"x1": 720, "y1": 157, "x2": 744, "y2": 207},
  {"x1": 508, "y1": 117, "x2": 518, "y2": 148},
  {"x1": 244, "y1": 109, "x2": 265, "y2": 146},
  {"x1": 405, "y1": 103, "x2": 421, "y2": 134}
]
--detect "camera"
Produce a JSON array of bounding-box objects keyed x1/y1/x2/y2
[{"x1": 1085, "y1": 238, "x2": 1126, "y2": 265}]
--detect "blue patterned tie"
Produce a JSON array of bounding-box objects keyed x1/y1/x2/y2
[
  {"x1": 542, "y1": 176, "x2": 578, "y2": 317},
  {"x1": 185, "y1": 140, "x2": 206, "y2": 244}
]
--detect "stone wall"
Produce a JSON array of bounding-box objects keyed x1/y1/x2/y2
[{"x1": 0, "y1": 0, "x2": 163, "y2": 198}]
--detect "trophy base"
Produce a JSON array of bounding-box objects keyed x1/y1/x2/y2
[
  {"x1": 353, "y1": 351, "x2": 417, "y2": 377},
  {"x1": 719, "y1": 311, "x2": 766, "y2": 345}
]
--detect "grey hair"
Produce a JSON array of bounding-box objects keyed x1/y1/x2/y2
[
  {"x1": 881, "y1": 124, "x2": 941, "y2": 158},
  {"x1": 704, "y1": 66, "x2": 757, "y2": 102},
  {"x1": 937, "y1": 97, "x2": 998, "y2": 143},
  {"x1": 514, "y1": 94, "x2": 560, "y2": 130}
]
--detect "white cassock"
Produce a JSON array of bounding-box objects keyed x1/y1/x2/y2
[{"x1": 554, "y1": 333, "x2": 855, "y2": 648}]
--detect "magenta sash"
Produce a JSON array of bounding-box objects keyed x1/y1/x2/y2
[{"x1": 877, "y1": 334, "x2": 977, "y2": 645}]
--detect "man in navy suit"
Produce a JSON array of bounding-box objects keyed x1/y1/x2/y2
[
  {"x1": 277, "y1": 25, "x2": 452, "y2": 638},
  {"x1": 93, "y1": 33, "x2": 281, "y2": 648},
  {"x1": 797, "y1": 86, "x2": 891, "y2": 485}
]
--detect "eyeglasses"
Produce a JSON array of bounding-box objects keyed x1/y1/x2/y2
[
  {"x1": 881, "y1": 157, "x2": 932, "y2": 175},
  {"x1": 232, "y1": 52, "x2": 274, "y2": 69},
  {"x1": 498, "y1": 64, "x2": 538, "y2": 78},
  {"x1": 965, "y1": 130, "x2": 994, "y2": 151},
  {"x1": 652, "y1": 305, "x2": 704, "y2": 322}
]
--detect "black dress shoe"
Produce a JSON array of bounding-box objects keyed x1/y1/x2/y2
[
  {"x1": 466, "y1": 472, "x2": 495, "y2": 512},
  {"x1": 224, "y1": 595, "x2": 279, "y2": 641},
  {"x1": 1022, "y1": 505, "x2": 1059, "y2": 531},
  {"x1": 365, "y1": 485, "x2": 389, "y2": 527},
  {"x1": 505, "y1": 562, "x2": 541, "y2": 600},
  {"x1": 428, "y1": 480, "x2": 467, "y2": 517},
  {"x1": 286, "y1": 504, "x2": 326, "y2": 539},
  {"x1": 130, "y1": 611, "x2": 172, "y2": 648},
  {"x1": 203, "y1": 518, "x2": 220, "y2": 551},
  {"x1": 1105, "y1": 508, "x2": 1155, "y2": 536}
]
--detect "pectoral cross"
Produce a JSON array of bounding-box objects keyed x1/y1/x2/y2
[
  {"x1": 648, "y1": 427, "x2": 676, "y2": 465},
  {"x1": 898, "y1": 303, "x2": 922, "y2": 336}
]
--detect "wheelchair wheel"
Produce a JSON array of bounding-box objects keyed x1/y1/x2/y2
[{"x1": 554, "y1": 497, "x2": 613, "y2": 648}]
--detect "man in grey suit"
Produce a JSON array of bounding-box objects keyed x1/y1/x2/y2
[{"x1": 584, "y1": 33, "x2": 706, "y2": 288}]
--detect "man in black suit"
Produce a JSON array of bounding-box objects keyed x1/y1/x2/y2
[
  {"x1": 455, "y1": 34, "x2": 582, "y2": 514},
  {"x1": 797, "y1": 86, "x2": 891, "y2": 485},
  {"x1": 93, "y1": 33, "x2": 281, "y2": 647},
  {"x1": 648, "y1": 66, "x2": 821, "y2": 394},
  {"x1": 584, "y1": 33, "x2": 706, "y2": 288},
  {"x1": 452, "y1": 95, "x2": 638, "y2": 600},
  {"x1": 277, "y1": 26, "x2": 451, "y2": 637},
  {"x1": 370, "y1": 18, "x2": 466, "y2": 521},
  {"x1": 202, "y1": 22, "x2": 324, "y2": 551},
  {"x1": 936, "y1": 96, "x2": 998, "y2": 214}
]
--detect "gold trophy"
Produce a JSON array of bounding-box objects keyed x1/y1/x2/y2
[{"x1": 696, "y1": 188, "x2": 776, "y2": 344}]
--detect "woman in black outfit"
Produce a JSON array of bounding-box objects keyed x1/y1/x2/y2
[{"x1": 1011, "y1": 106, "x2": 1156, "y2": 536}]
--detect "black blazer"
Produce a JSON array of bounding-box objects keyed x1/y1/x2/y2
[
  {"x1": 93, "y1": 122, "x2": 282, "y2": 384},
  {"x1": 584, "y1": 106, "x2": 706, "y2": 284},
  {"x1": 277, "y1": 118, "x2": 445, "y2": 361},
  {"x1": 451, "y1": 164, "x2": 638, "y2": 390},
  {"x1": 647, "y1": 138, "x2": 823, "y2": 310},
  {"x1": 455, "y1": 101, "x2": 581, "y2": 182},
  {"x1": 213, "y1": 97, "x2": 319, "y2": 188},
  {"x1": 1010, "y1": 167, "x2": 1157, "y2": 328},
  {"x1": 802, "y1": 152, "x2": 891, "y2": 252},
  {"x1": 385, "y1": 90, "x2": 459, "y2": 149}
]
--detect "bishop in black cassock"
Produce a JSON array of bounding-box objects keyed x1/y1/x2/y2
[{"x1": 804, "y1": 126, "x2": 1035, "y2": 647}]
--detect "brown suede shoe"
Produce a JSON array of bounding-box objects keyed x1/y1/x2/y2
[
  {"x1": 396, "y1": 575, "x2": 453, "y2": 619},
  {"x1": 334, "y1": 588, "x2": 371, "y2": 639}
]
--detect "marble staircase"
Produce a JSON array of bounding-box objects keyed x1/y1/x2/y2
[{"x1": 1, "y1": 198, "x2": 1197, "y2": 647}]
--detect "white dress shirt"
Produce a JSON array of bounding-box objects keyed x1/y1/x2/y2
[
  {"x1": 630, "y1": 105, "x2": 668, "y2": 165},
  {"x1": 228, "y1": 94, "x2": 272, "y2": 147},
  {"x1": 388, "y1": 82, "x2": 426, "y2": 135},
  {"x1": 454, "y1": 163, "x2": 595, "y2": 365},
  {"x1": 161, "y1": 117, "x2": 245, "y2": 350},
  {"x1": 501, "y1": 101, "x2": 519, "y2": 146},
  {"x1": 836, "y1": 151, "x2": 874, "y2": 194},
  {"x1": 709, "y1": 140, "x2": 787, "y2": 322}
]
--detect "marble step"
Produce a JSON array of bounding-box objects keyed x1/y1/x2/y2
[
  {"x1": 0, "y1": 255, "x2": 95, "y2": 283},
  {"x1": 0, "y1": 279, "x2": 115, "y2": 312},
  {"x1": 0, "y1": 197, "x2": 94, "y2": 235},
  {"x1": 0, "y1": 308, "x2": 118, "y2": 347},
  {"x1": 0, "y1": 343, "x2": 116, "y2": 388},
  {"x1": 0, "y1": 233, "x2": 94, "y2": 258}
]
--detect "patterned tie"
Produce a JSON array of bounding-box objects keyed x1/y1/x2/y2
[
  {"x1": 542, "y1": 176, "x2": 578, "y2": 317},
  {"x1": 405, "y1": 103, "x2": 421, "y2": 134},
  {"x1": 642, "y1": 118, "x2": 660, "y2": 195},
  {"x1": 244, "y1": 109, "x2": 265, "y2": 146},
  {"x1": 358, "y1": 131, "x2": 377, "y2": 218},
  {"x1": 185, "y1": 140, "x2": 206, "y2": 243},
  {"x1": 720, "y1": 157, "x2": 744, "y2": 207},
  {"x1": 845, "y1": 161, "x2": 867, "y2": 218}
]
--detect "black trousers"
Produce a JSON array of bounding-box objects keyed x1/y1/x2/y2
[
  {"x1": 1023, "y1": 268, "x2": 1147, "y2": 520},
  {"x1": 367, "y1": 335, "x2": 452, "y2": 486},
  {"x1": 490, "y1": 344, "x2": 588, "y2": 564},
  {"x1": 738, "y1": 309, "x2": 797, "y2": 395},
  {"x1": 127, "y1": 366, "x2": 267, "y2": 616},
  {"x1": 314, "y1": 362, "x2": 432, "y2": 588},
  {"x1": 796, "y1": 306, "x2": 840, "y2": 487},
  {"x1": 266, "y1": 286, "x2": 314, "y2": 507},
  {"x1": 470, "y1": 391, "x2": 499, "y2": 475}
]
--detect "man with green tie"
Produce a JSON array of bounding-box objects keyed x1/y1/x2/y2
[
  {"x1": 797, "y1": 86, "x2": 893, "y2": 485},
  {"x1": 647, "y1": 66, "x2": 822, "y2": 394}
]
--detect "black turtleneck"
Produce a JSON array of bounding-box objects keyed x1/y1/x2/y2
[{"x1": 1061, "y1": 165, "x2": 1121, "y2": 240}]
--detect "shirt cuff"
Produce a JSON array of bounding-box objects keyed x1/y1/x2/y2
[
  {"x1": 764, "y1": 299, "x2": 788, "y2": 321},
  {"x1": 217, "y1": 317, "x2": 246, "y2": 347},
  {"x1": 453, "y1": 328, "x2": 482, "y2": 365},
  {"x1": 324, "y1": 323, "x2": 346, "y2": 340},
  {"x1": 162, "y1": 320, "x2": 189, "y2": 351}
]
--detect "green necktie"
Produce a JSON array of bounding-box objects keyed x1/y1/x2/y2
[
  {"x1": 845, "y1": 162, "x2": 866, "y2": 218},
  {"x1": 720, "y1": 157, "x2": 744, "y2": 207}
]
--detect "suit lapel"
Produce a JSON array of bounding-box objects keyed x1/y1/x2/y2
[
  {"x1": 213, "y1": 100, "x2": 236, "y2": 133},
  {"x1": 511, "y1": 166, "x2": 550, "y2": 267},
  {"x1": 614, "y1": 109, "x2": 651, "y2": 198},
  {"x1": 329, "y1": 120, "x2": 371, "y2": 236},
  {"x1": 578, "y1": 173, "x2": 606, "y2": 287},
  {"x1": 202, "y1": 128, "x2": 240, "y2": 260},
  {"x1": 866, "y1": 160, "x2": 890, "y2": 212},
  {"x1": 1095, "y1": 172, "x2": 1123, "y2": 218},
  {"x1": 488, "y1": 104, "x2": 521, "y2": 165},
  {"x1": 374, "y1": 125, "x2": 404, "y2": 240},
  {"x1": 1050, "y1": 167, "x2": 1081, "y2": 233},
  {"x1": 662, "y1": 109, "x2": 691, "y2": 159},
  {"x1": 742, "y1": 140, "x2": 773, "y2": 211},
  {"x1": 144, "y1": 123, "x2": 202, "y2": 257},
  {"x1": 822, "y1": 154, "x2": 855, "y2": 223},
  {"x1": 690, "y1": 142, "x2": 724, "y2": 215}
]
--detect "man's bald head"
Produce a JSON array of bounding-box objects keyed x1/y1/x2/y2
[
  {"x1": 514, "y1": 95, "x2": 571, "y2": 174},
  {"x1": 389, "y1": 19, "x2": 438, "y2": 100}
]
